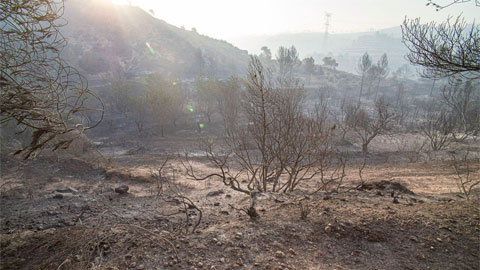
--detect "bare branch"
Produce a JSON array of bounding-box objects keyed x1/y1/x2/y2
[
  {"x1": 402, "y1": 15, "x2": 480, "y2": 79},
  {"x1": 1, "y1": 0, "x2": 104, "y2": 158}
]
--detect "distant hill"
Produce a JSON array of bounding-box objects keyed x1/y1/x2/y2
[
  {"x1": 61, "y1": 0, "x2": 249, "y2": 80},
  {"x1": 231, "y1": 26, "x2": 410, "y2": 74}
]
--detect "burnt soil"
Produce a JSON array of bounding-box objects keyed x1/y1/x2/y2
[{"x1": 0, "y1": 134, "x2": 479, "y2": 270}]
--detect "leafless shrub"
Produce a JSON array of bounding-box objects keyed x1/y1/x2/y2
[
  {"x1": 440, "y1": 79, "x2": 480, "y2": 141},
  {"x1": 0, "y1": 0, "x2": 104, "y2": 159},
  {"x1": 450, "y1": 151, "x2": 480, "y2": 200},
  {"x1": 229, "y1": 192, "x2": 260, "y2": 220},
  {"x1": 346, "y1": 97, "x2": 396, "y2": 154},
  {"x1": 346, "y1": 153, "x2": 370, "y2": 191},
  {"x1": 183, "y1": 56, "x2": 342, "y2": 195},
  {"x1": 394, "y1": 135, "x2": 428, "y2": 163},
  {"x1": 420, "y1": 110, "x2": 455, "y2": 151},
  {"x1": 402, "y1": 15, "x2": 480, "y2": 80},
  {"x1": 182, "y1": 57, "x2": 346, "y2": 218},
  {"x1": 299, "y1": 203, "x2": 311, "y2": 220},
  {"x1": 151, "y1": 159, "x2": 202, "y2": 234}
]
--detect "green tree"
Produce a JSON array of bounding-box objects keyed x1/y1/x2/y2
[
  {"x1": 259, "y1": 46, "x2": 272, "y2": 61},
  {"x1": 322, "y1": 56, "x2": 338, "y2": 70},
  {"x1": 302, "y1": 57, "x2": 316, "y2": 77},
  {"x1": 276, "y1": 46, "x2": 300, "y2": 78},
  {"x1": 146, "y1": 74, "x2": 183, "y2": 136},
  {"x1": 195, "y1": 76, "x2": 219, "y2": 122},
  {"x1": 356, "y1": 52, "x2": 372, "y2": 105},
  {"x1": 216, "y1": 76, "x2": 242, "y2": 134},
  {"x1": 366, "y1": 53, "x2": 389, "y2": 98},
  {"x1": 109, "y1": 80, "x2": 149, "y2": 133}
]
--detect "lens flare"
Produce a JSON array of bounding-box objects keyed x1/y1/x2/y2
[
  {"x1": 187, "y1": 105, "x2": 194, "y2": 112},
  {"x1": 199, "y1": 123, "x2": 205, "y2": 129},
  {"x1": 172, "y1": 81, "x2": 177, "y2": 86},
  {"x1": 145, "y1": 42, "x2": 155, "y2": 54}
]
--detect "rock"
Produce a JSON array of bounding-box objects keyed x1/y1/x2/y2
[
  {"x1": 115, "y1": 185, "x2": 129, "y2": 194},
  {"x1": 225, "y1": 194, "x2": 232, "y2": 199},
  {"x1": 393, "y1": 198, "x2": 399, "y2": 204},
  {"x1": 214, "y1": 202, "x2": 220, "y2": 206},
  {"x1": 220, "y1": 258, "x2": 226, "y2": 263},
  {"x1": 287, "y1": 248, "x2": 295, "y2": 255},
  {"x1": 137, "y1": 264, "x2": 145, "y2": 270},
  {"x1": 53, "y1": 193, "x2": 64, "y2": 199},
  {"x1": 275, "y1": 251, "x2": 286, "y2": 259},
  {"x1": 197, "y1": 262, "x2": 204, "y2": 268},
  {"x1": 56, "y1": 187, "x2": 79, "y2": 193},
  {"x1": 324, "y1": 223, "x2": 333, "y2": 233},
  {"x1": 73, "y1": 255, "x2": 82, "y2": 262},
  {"x1": 234, "y1": 232, "x2": 243, "y2": 240},
  {"x1": 207, "y1": 190, "x2": 225, "y2": 197}
]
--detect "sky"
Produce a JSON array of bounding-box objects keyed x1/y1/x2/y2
[{"x1": 109, "y1": 0, "x2": 479, "y2": 39}]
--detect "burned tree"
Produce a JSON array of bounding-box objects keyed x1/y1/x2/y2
[
  {"x1": 440, "y1": 79, "x2": 480, "y2": 141},
  {"x1": 357, "y1": 52, "x2": 372, "y2": 105},
  {"x1": 183, "y1": 56, "x2": 343, "y2": 196},
  {"x1": 346, "y1": 98, "x2": 396, "y2": 154},
  {"x1": 402, "y1": 15, "x2": 480, "y2": 80},
  {"x1": 0, "y1": 0, "x2": 103, "y2": 158}
]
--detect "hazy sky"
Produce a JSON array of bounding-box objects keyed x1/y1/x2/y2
[{"x1": 111, "y1": 0, "x2": 479, "y2": 39}]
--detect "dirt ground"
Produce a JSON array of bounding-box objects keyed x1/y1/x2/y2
[{"x1": 0, "y1": 132, "x2": 479, "y2": 270}]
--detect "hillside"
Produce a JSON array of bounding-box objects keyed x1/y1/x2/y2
[
  {"x1": 61, "y1": 0, "x2": 249, "y2": 80},
  {"x1": 231, "y1": 26, "x2": 410, "y2": 74}
]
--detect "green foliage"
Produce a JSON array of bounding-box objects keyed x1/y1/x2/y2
[
  {"x1": 194, "y1": 76, "x2": 220, "y2": 122},
  {"x1": 302, "y1": 57, "x2": 316, "y2": 74},
  {"x1": 146, "y1": 74, "x2": 185, "y2": 136},
  {"x1": 322, "y1": 56, "x2": 338, "y2": 70},
  {"x1": 260, "y1": 46, "x2": 272, "y2": 61},
  {"x1": 216, "y1": 76, "x2": 242, "y2": 133},
  {"x1": 276, "y1": 46, "x2": 300, "y2": 78}
]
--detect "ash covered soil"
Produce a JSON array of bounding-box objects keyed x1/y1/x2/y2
[{"x1": 0, "y1": 136, "x2": 479, "y2": 270}]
